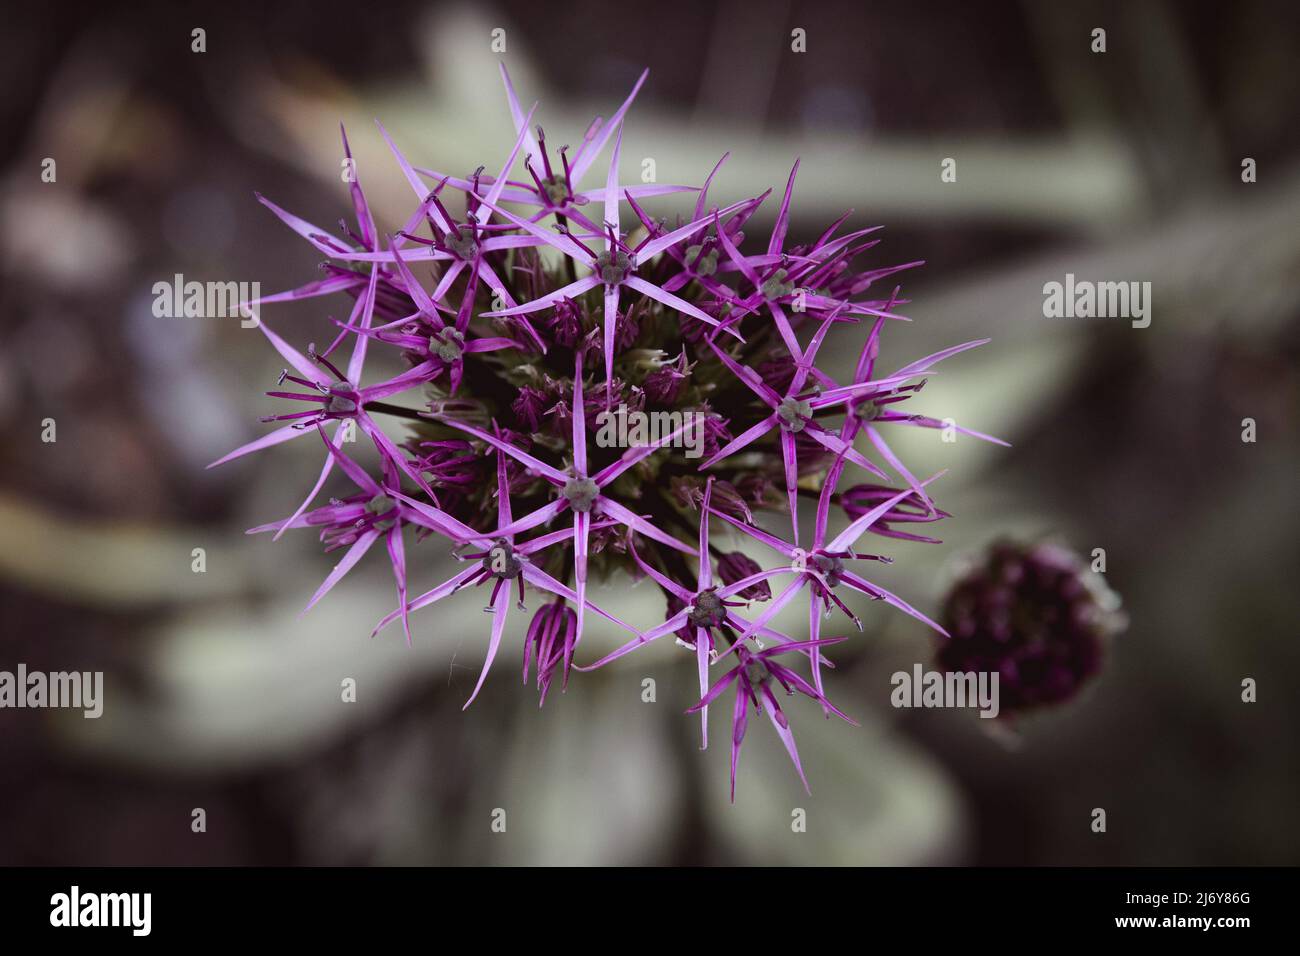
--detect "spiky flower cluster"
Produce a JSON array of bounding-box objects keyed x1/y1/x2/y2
[{"x1": 214, "y1": 66, "x2": 1002, "y2": 798}]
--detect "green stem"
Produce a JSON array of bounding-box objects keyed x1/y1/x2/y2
[
  {"x1": 366, "y1": 401, "x2": 427, "y2": 422},
  {"x1": 555, "y1": 212, "x2": 578, "y2": 284}
]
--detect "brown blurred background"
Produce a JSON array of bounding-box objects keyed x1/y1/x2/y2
[{"x1": 1, "y1": 0, "x2": 1297, "y2": 865}]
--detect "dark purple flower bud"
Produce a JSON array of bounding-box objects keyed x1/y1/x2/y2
[
  {"x1": 681, "y1": 299, "x2": 734, "y2": 343},
  {"x1": 758, "y1": 351, "x2": 798, "y2": 395},
  {"x1": 544, "y1": 398, "x2": 573, "y2": 440},
  {"x1": 623, "y1": 385, "x2": 647, "y2": 414},
  {"x1": 497, "y1": 314, "x2": 543, "y2": 353},
  {"x1": 404, "y1": 438, "x2": 478, "y2": 489},
  {"x1": 512, "y1": 386, "x2": 548, "y2": 433},
  {"x1": 589, "y1": 523, "x2": 627, "y2": 557},
  {"x1": 842, "y1": 483, "x2": 949, "y2": 543},
  {"x1": 581, "y1": 376, "x2": 641, "y2": 429},
  {"x1": 708, "y1": 480, "x2": 754, "y2": 522},
  {"x1": 614, "y1": 304, "x2": 641, "y2": 350},
  {"x1": 671, "y1": 476, "x2": 704, "y2": 510},
  {"x1": 734, "y1": 474, "x2": 773, "y2": 509},
  {"x1": 936, "y1": 540, "x2": 1125, "y2": 717},
  {"x1": 548, "y1": 297, "x2": 584, "y2": 348},
  {"x1": 524, "y1": 599, "x2": 577, "y2": 706},
  {"x1": 718, "y1": 551, "x2": 771, "y2": 601},
  {"x1": 690, "y1": 404, "x2": 731, "y2": 459},
  {"x1": 643, "y1": 352, "x2": 691, "y2": 405},
  {"x1": 670, "y1": 477, "x2": 752, "y2": 523}
]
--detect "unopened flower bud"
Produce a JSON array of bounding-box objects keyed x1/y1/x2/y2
[
  {"x1": 936, "y1": 540, "x2": 1125, "y2": 717},
  {"x1": 718, "y1": 552, "x2": 771, "y2": 600},
  {"x1": 524, "y1": 600, "x2": 577, "y2": 705},
  {"x1": 841, "y1": 483, "x2": 948, "y2": 542}
]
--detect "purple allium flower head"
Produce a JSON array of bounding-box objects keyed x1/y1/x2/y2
[
  {"x1": 216, "y1": 65, "x2": 1005, "y2": 796},
  {"x1": 936, "y1": 541, "x2": 1124, "y2": 716}
]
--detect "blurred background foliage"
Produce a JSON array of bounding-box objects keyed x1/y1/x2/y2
[{"x1": 0, "y1": 0, "x2": 1297, "y2": 865}]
